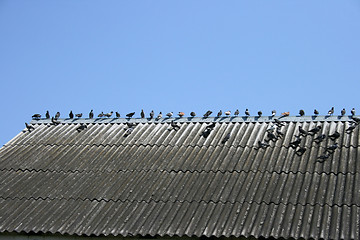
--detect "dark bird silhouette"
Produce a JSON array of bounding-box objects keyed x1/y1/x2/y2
[
  {"x1": 329, "y1": 131, "x2": 340, "y2": 141},
  {"x1": 234, "y1": 109, "x2": 239, "y2": 116},
  {"x1": 201, "y1": 128, "x2": 212, "y2": 138},
  {"x1": 290, "y1": 137, "x2": 302, "y2": 149},
  {"x1": 141, "y1": 109, "x2": 145, "y2": 118},
  {"x1": 206, "y1": 122, "x2": 216, "y2": 130},
  {"x1": 150, "y1": 110, "x2": 154, "y2": 119},
  {"x1": 104, "y1": 111, "x2": 113, "y2": 118},
  {"x1": 295, "y1": 147, "x2": 306, "y2": 156},
  {"x1": 75, "y1": 113, "x2": 82, "y2": 118},
  {"x1": 271, "y1": 110, "x2": 276, "y2": 117},
  {"x1": 221, "y1": 133, "x2": 230, "y2": 144},
  {"x1": 170, "y1": 121, "x2": 180, "y2": 130},
  {"x1": 274, "y1": 118, "x2": 285, "y2": 127},
  {"x1": 328, "y1": 107, "x2": 334, "y2": 116},
  {"x1": 126, "y1": 122, "x2": 137, "y2": 128},
  {"x1": 308, "y1": 126, "x2": 322, "y2": 135},
  {"x1": 257, "y1": 111, "x2": 262, "y2": 117},
  {"x1": 217, "y1": 110, "x2": 222, "y2": 117},
  {"x1": 98, "y1": 112, "x2": 104, "y2": 118},
  {"x1": 178, "y1": 112, "x2": 185, "y2": 117},
  {"x1": 257, "y1": 140, "x2": 270, "y2": 149},
  {"x1": 317, "y1": 154, "x2": 330, "y2": 162},
  {"x1": 224, "y1": 111, "x2": 231, "y2": 116},
  {"x1": 190, "y1": 112, "x2": 196, "y2": 117},
  {"x1": 51, "y1": 117, "x2": 60, "y2": 125},
  {"x1": 156, "y1": 112, "x2": 162, "y2": 120},
  {"x1": 314, "y1": 109, "x2": 319, "y2": 116},
  {"x1": 299, "y1": 109, "x2": 305, "y2": 116},
  {"x1": 203, "y1": 110, "x2": 212, "y2": 118},
  {"x1": 346, "y1": 124, "x2": 357, "y2": 133},
  {"x1": 69, "y1": 111, "x2": 74, "y2": 119},
  {"x1": 266, "y1": 132, "x2": 278, "y2": 142},
  {"x1": 281, "y1": 112, "x2": 290, "y2": 116},
  {"x1": 32, "y1": 114, "x2": 41, "y2": 119},
  {"x1": 126, "y1": 112, "x2": 135, "y2": 118},
  {"x1": 76, "y1": 124, "x2": 87, "y2": 132},
  {"x1": 55, "y1": 112, "x2": 60, "y2": 120},
  {"x1": 25, "y1": 123, "x2": 35, "y2": 132},
  {"x1": 166, "y1": 112, "x2": 173, "y2": 118},
  {"x1": 351, "y1": 108, "x2": 356, "y2": 116},
  {"x1": 45, "y1": 111, "x2": 50, "y2": 119},
  {"x1": 89, "y1": 110, "x2": 94, "y2": 119},
  {"x1": 298, "y1": 126, "x2": 308, "y2": 136},
  {"x1": 326, "y1": 143, "x2": 338, "y2": 153},
  {"x1": 314, "y1": 134, "x2": 326, "y2": 144},
  {"x1": 116, "y1": 112, "x2": 120, "y2": 118},
  {"x1": 124, "y1": 127, "x2": 134, "y2": 137},
  {"x1": 245, "y1": 109, "x2": 250, "y2": 116},
  {"x1": 341, "y1": 108, "x2": 346, "y2": 116}
]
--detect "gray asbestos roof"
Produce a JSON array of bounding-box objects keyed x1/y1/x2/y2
[{"x1": 0, "y1": 115, "x2": 359, "y2": 239}]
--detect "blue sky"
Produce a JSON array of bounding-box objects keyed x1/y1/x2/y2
[{"x1": 0, "y1": 0, "x2": 360, "y2": 146}]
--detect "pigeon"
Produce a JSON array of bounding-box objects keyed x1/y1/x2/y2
[
  {"x1": 190, "y1": 112, "x2": 196, "y2": 117},
  {"x1": 32, "y1": 114, "x2": 41, "y2": 119},
  {"x1": 76, "y1": 124, "x2": 87, "y2": 132},
  {"x1": 329, "y1": 131, "x2": 340, "y2": 141},
  {"x1": 98, "y1": 112, "x2": 104, "y2": 118},
  {"x1": 221, "y1": 133, "x2": 230, "y2": 144},
  {"x1": 124, "y1": 127, "x2": 134, "y2": 136},
  {"x1": 75, "y1": 113, "x2": 82, "y2": 118},
  {"x1": 224, "y1": 111, "x2": 231, "y2": 116},
  {"x1": 170, "y1": 121, "x2": 180, "y2": 130},
  {"x1": 351, "y1": 108, "x2": 356, "y2": 116},
  {"x1": 290, "y1": 137, "x2": 302, "y2": 149},
  {"x1": 178, "y1": 112, "x2": 185, "y2": 117},
  {"x1": 217, "y1": 110, "x2": 222, "y2": 117},
  {"x1": 203, "y1": 111, "x2": 212, "y2": 118},
  {"x1": 89, "y1": 110, "x2": 94, "y2": 119},
  {"x1": 45, "y1": 111, "x2": 50, "y2": 119},
  {"x1": 317, "y1": 154, "x2": 330, "y2": 162},
  {"x1": 346, "y1": 124, "x2": 357, "y2": 133},
  {"x1": 104, "y1": 111, "x2": 113, "y2": 118},
  {"x1": 150, "y1": 110, "x2": 154, "y2": 119},
  {"x1": 245, "y1": 109, "x2": 250, "y2": 116},
  {"x1": 206, "y1": 122, "x2": 216, "y2": 130},
  {"x1": 141, "y1": 109, "x2": 145, "y2": 118},
  {"x1": 257, "y1": 140, "x2": 270, "y2": 149},
  {"x1": 298, "y1": 126, "x2": 308, "y2": 136},
  {"x1": 314, "y1": 134, "x2": 326, "y2": 143},
  {"x1": 299, "y1": 109, "x2": 305, "y2": 116},
  {"x1": 201, "y1": 128, "x2": 212, "y2": 138},
  {"x1": 295, "y1": 147, "x2": 306, "y2": 156},
  {"x1": 116, "y1": 112, "x2": 120, "y2": 118},
  {"x1": 267, "y1": 132, "x2": 278, "y2": 142},
  {"x1": 258, "y1": 111, "x2": 262, "y2": 117},
  {"x1": 126, "y1": 112, "x2": 135, "y2": 118},
  {"x1": 271, "y1": 110, "x2": 276, "y2": 117},
  {"x1": 341, "y1": 108, "x2": 346, "y2": 116},
  {"x1": 326, "y1": 143, "x2": 338, "y2": 153},
  {"x1": 314, "y1": 109, "x2": 319, "y2": 116},
  {"x1": 328, "y1": 107, "x2": 334, "y2": 116},
  {"x1": 51, "y1": 117, "x2": 60, "y2": 125},
  {"x1": 274, "y1": 118, "x2": 284, "y2": 127},
  {"x1": 55, "y1": 112, "x2": 60, "y2": 120},
  {"x1": 234, "y1": 109, "x2": 239, "y2": 116},
  {"x1": 281, "y1": 112, "x2": 290, "y2": 116},
  {"x1": 156, "y1": 112, "x2": 162, "y2": 120},
  {"x1": 126, "y1": 122, "x2": 137, "y2": 128},
  {"x1": 69, "y1": 111, "x2": 74, "y2": 119},
  {"x1": 308, "y1": 126, "x2": 322, "y2": 135},
  {"x1": 166, "y1": 112, "x2": 173, "y2": 118},
  {"x1": 25, "y1": 123, "x2": 35, "y2": 132}
]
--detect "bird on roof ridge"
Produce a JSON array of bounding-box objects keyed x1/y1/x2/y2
[
  {"x1": 341, "y1": 108, "x2": 346, "y2": 116},
  {"x1": 75, "y1": 113, "x2": 82, "y2": 118},
  {"x1": 126, "y1": 112, "x2": 135, "y2": 118},
  {"x1": 257, "y1": 111, "x2": 262, "y2": 117},
  {"x1": 328, "y1": 107, "x2": 334, "y2": 116},
  {"x1": 150, "y1": 110, "x2": 154, "y2": 119},
  {"x1": 217, "y1": 110, "x2": 222, "y2": 117},
  {"x1": 234, "y1": 109, "x2": 239, "y2": 116},
  {"x1": 32, "y1": 114, "x2": 41, "y2": 119},
  {"x1": 156, "y1": 112, "x2": 162, "y2": 120},
  {"x1": 224, "y1": 111, "x2": 231, "y2": 116},
  {"x1": 55, "y1": 112, "x2": 60, "y2": 120},
  {"x1": 281, "y1": 112, "x2": 290, "y2": 117},
  {"x1": 141, "y1": 109, "x2": 145, "y2": 118},
  {"x1": 190, "y1": 112, "x2": 196, "y2": 117},
  {"x1": 116, "y1": 112, "x2": 120, "y2": 118},
  {"x1": 314, "y1": 109, "x2": 319, "y2": 116},
  {"x1": 98, "y1": 112, "x2": 104, "y2": 118},
  {"x1": 89, "y1": 110, "x2": 94, "y2": 119},
  {"x1": 45, "y1": 111, "x2": 50, "y2": 119},
  {"x1": 166, "y1": 112, "x2": 173, "y2": 118},
  {"x1": 299, "y1": 109, "x2": 305, "y2": 116},
  {"x1": 203, "y1": 110, "x2": 212, "y2": 118},
  {"x1": 69, "y1": 111, "x2": 74, "y2": 119},
  {"x1": 351, "y1": 108, "x2": 356, "y2": 116},
  {"x1": 104, "y1": 111, "x2": 113, "y2": 118},
  {"x1": 271, "y1": 110, "x2": 276, "y2": 117},
  {"x1": 245, "y1": 109, "x2": 250, "y2": 117},
  {"x1": 178, "y1": 112, "x2": 185, "y2": 117}
]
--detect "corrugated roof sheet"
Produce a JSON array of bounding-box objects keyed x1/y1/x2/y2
[{"x1": 0, "y1": 115, "x2": 359, "y2": 239}]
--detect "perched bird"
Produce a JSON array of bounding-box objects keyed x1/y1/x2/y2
[
  {"x1": 351, "y1": 108, "x2": 356, "y2": 116},
  {"x1": 190, "y1": 112, "x2": 196, "y2": 117},
  {"x1": 234, "y1": 109, "x2": 239, "y2": 116},
  {"x1": 326, "y1": 143, "x2": 338, "y2": 153},
  {"x1": 150, "y1": 110, "x2": 154, "y2": 119},
  {"x1": 170, "y1": 121, "x2": 180, "y2": 130},
  {"x1": 314, "y1": 134, "x2": 326, "y2": 144},
  {"x1": 89, "y1": 110, "x2": 94, "y2": 119},
  {"x1": 295, "y1": 147, "x2": 306, "y2": 156},
  {"x1": 271, "y1": 110, "x2": 276, "y2": 117},
  {"x1": 141, "y1": 109, "x2": 145, "y2": 119},
  {"x1": 224, "y1": 111, "x2": 231, "y2": 116},
  {"x1": 308, "y1": 126, "x2": 322, "y2": 135},
  {"x1": 32, "y1": 114, "x2": 41, "y2": 119},
  {"x1": 281, "y1": 112, "x2": 290, "y2": 116},
  {"x1": 156, "y1": 112, "x2": 162, "y2": 120},
  {"x1": 346, "y1": 124, "x2": 357, "y2": 133},
  {"x1": 104, "y1": 111, "x2": 113, "y2": 118},
  {"x1": 55, "y1": 112, "x2": 60, "y2": 120},
  {"x1": 201, "y1": 128, "x2": 212, "y2": 138},
  {"x1": 299, "y1": 109, "x2": 305, "y2": 116},
  {"x1": 115, "y1": 112, "x2": 120, "y2": 118},
  {"x1": 298, "y1": 126, "x2": 308, "y2": 136},
  {"x1": 126, "y1": 112, "x2": 135, "y2": 118},
  {"x1": 328, "y1": 107, "x2": 334, "y2": 116},
  {"x1": 267, "y1": 132, "x2": 278, "y2": 142},
  {"x1": 257, "y1": 111, "x2": 262, "y2": 117},
  {"x1": 166, "y1": 112, "x2": 173, "y2": 118},
  {"x1": 206, "y1": 122, "x2": 216, "y2": 130},
  {"x1": 290, "y1": 137, "x2": 302, "y2": 149},
  {"x1": 124, "y1": 127, "x2": 134, "y2": 136},
  {"x1": 75, "y1": 113, "x2": 82, "y2": 118},
  {"x1": 221, "y1": 133, "x2": 230, "y2": 144},
  {"x1": 51, "y1": 117, "x2": 60, "y2": 125},
  {"x1": 329, "y1": 131, "x2": 340, "y2": 141},
  {"x1": 314, "y1": 109, "x2": 319, "y2": 116},
  {"x1": 76, "y1": 124, "x2": 87, "y2": 132},
  {"x1": 126, "y1": 122, "x2": 137, "y2": 128},
  {"x1": 245, "y1": 109, "x2": 250, "y2": 116},
  {"x1": 203, "y1": 110, "x2": 212, "y2": 118},
  {"x1": 341, "y1": 108, "x2": 346, "y2": 116},
  {"x1": 217, "y1": 110, "x2": 222, "y2": 117},
  {"x1": 69, "y1": 111, "x2": 74, "y2": 119},
  {"x1": 45, "y1": 111, "x2": 50, "y2": 119},
  {"x1": 317, "y1": 154, "x2": 330, "y2": 162},
  {"x1": 257, "y1": 141, "x2": 270, "y2": 149},
  {"x1": 98, "y1": 112, "x2": 104, "y2": 118},
  {"x1": 178, "y1": 112, "x2": 185, "y2": 117},
  {"x1": 274, "y1": 118, "x2": 284, "y2": 127},
  {"x1": 25, "y1": 123, "x2": 35, "y2": 132}
]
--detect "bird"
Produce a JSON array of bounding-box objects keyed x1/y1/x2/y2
[
  {"x1": 201, "y1": 128, "x2": 212, "y2": 138},
  {"x1": 141, "y1": 109, "x2": 145, "y2": 118},
  {"x1": 75, "y1": 113, "x2": 82, "y2": 118},
  {"x1": 116, "y1": 112, "x2": 120, "y2": 118},
  {"x1": 234, "y1": 109, "x2": 239, "y2": 116},
  {"x1": 299, "y1": 109, "x2": 305, "y2": 116},
  {"x1": 341, "y1": 108, "x2": 346, "y2": 116},
  {"x1": 126, "y1": 112, "x2": 135, "y2": 118},
  {"x1": 224, "y1": 111, "x2": 231, "y2": 116},
  {"x1": 281, "y1": 112, "x2": 290, "y2": 116},
  {"x1": 245, "y1": 109, "x2": 250, "y2": 116},
  {"x1": 346, "y1": 124, "x2": 357, "y2": 133},
  {"x1": 166, "y1": 112, "x2": 173, "y2": 118},
  {"x1": 206, "y1": 122, "x2": 216, "y2": 130},
  {"x1": 271, "y1": 110, "x2": 276, "y2": 117},
  {"x1": 217, "y1": 110, "x2": 222, "y2": 117},
  {"x1": 352, "y1": 116, "x2": 360, "y2": 124},
  {"x1": 104, "y1": 111, "x2": 113, "y2": 118},
  {"x1": 314, "y1": 109, "x2": 319, "y2": 116},
  {"x1": 266, "y1": 132, "x2": 278, "y2": 142},
  {"x1": 69, "y1": 111, "x2": 74, "y2": 119},
  {"x1": 25, "y1": 123, "x2": 35, "y2": 132},
  {"x1": 32, "y1": 114, "x2": 41, "y2": 119},
  {"x1": 257, "y1": 111, "x2": 262, "y2": 117},
  {"x1": 326, "y1": 143, "x2": 338, "y2": 153},
  {"x1": 317, "y1": 154, "x2": 330, "y2": 162},
  {"x1": 328, "y1": 107, "x2": 334, "y2": 116},
  {"x1": 170, "y1": 121, "x2": 180, "y2": 130},
  {"x1": 89, "y1": 110, "x2": 94, "y2": 119},
  {"x1": 178, "y1": 112, "x2": 185, "y2": 117},
  {"x1": 351, "y1": 108, "x2": 356, "y2": 116},
  {"x1": 203, "y1": 110, "x2": 212, "y2": 118},
  {"x1": 98, "y1": 112, "x2": 104, "y2": 118},
  {"x1": 329, "y1": 131, "x2": 340, "y2": 141},
  {"x1": 51, "y1": 117, "x2": 60, "y2": 125},
  {"x1": 156, "y1": 112, "x2": 162, "y2": 120},
  {"x1": 257, "y1": 141, "x2": 270, "y2": 149},
  {"x1": 126, "y1": 122, "x2": 137, "y2": 128},
  {"x1": 308, "y1": 126, "x2": 322, "y2": 135},
  {"x1": 76, "y1": 124, "x2": 87, "y2": 132},
  {"x1": 222, "y1": 133, "x2": 230, "y2": 144},
  {"x1": 124, "y1": 127, "x2": 134, "y2": 136},
  {"x1": 314, "y1": 134, "x2": 326, "y2": 143},
  {"x1": 45, "y1": 111, "x2": 50, "y2": 119},
  {"x1": 298, "y1": 126, "x2": 308, "y2": 136},
  {"x1": 55, "y1": 112, "x2": 60, "y2": 120},
  {"x1": 290, "y1": 137, "x2": 302, "y2": 149},
  {"x1": 274, "y1": 118, "x2": 284, "y2": 127},
  {"x1": 150, "y1": 110, "x2": 154, "y2": 119},
  {"x1": 190, "y1": 112, "x2": 196, "y2": 117},
  {"x1": 295, "y1": 147, "x2": 306, "y2": 156}
]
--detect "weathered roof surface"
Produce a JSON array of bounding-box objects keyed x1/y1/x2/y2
[{"x1": 0, "y1": 115, "x2": 359, "y2": 239}]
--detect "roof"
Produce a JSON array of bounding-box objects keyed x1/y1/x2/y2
[{"x1": 0, "y1": 115, "x2": 359, "y2": 239}]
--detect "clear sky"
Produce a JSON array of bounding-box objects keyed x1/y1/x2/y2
[{"x1": 0, "y1": 0, "x2": 360, "y2": 146}]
